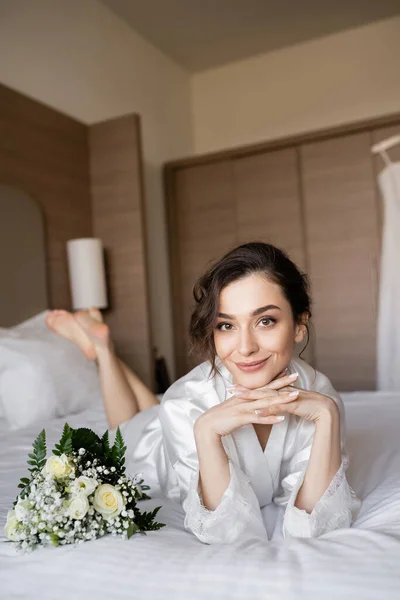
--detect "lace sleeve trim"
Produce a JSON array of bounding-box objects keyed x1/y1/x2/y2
[
  {"x1": 283, "y1": 461, "x2": 361, "y2": 538},
  {"x1": 183, "y1": 460, "x2": 266, "y2": 544}
]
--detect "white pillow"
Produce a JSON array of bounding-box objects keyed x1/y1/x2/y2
[{"x1": 0, "y1": 311, "x2": 102, "y2": 430}]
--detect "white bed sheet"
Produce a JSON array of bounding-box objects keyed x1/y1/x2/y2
[{"x1": 1, "y1": 392, "x2": 399, "y2": 600}]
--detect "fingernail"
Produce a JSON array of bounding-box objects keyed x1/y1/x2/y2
[
  {"x1": 276, "y1": 416, "x2": 285, "y2": 421},
  {"x1": 289, "y1": 390, "x2": 299, "y2": 397},
  {"x1": 254, "y1": 409, "x2": 263, "y2": 415},
  {"x1": 227, "y1": 385, "x2": 237, "y2": 391},
  {"x1": 288, "y1": 372, "x2": 298, "y2": 380}
]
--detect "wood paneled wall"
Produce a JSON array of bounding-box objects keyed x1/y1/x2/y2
[
  {"x1": 301, "y1": 133, "x2": 379, "y2": 390},
  {"x1": 1, "y1": 84, "x2": 153, "y2": 388},
  {"x1": 89, "y1": 115, "x2": 153, "y2": 386},
  {"x1": 165, "y1": 114, "x2": 400, "y2": 390},
  {"x1": 0, "y1": 83, "x2": 92, "y2": 309}
]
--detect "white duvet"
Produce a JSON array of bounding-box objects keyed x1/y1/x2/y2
[{"x1": 1, "y1": 391, "x2": 399, "y2": 600}]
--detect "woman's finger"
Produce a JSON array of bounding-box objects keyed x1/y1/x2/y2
[
  {"x1": 264, "y1": 372, "x2": 299, "y2": 390},
  {"x1": 227, "y1": 372, "x2": 298, "y2": 397},
  {"x1": 243, "y1": 412, "x2": 286, "y2": 426},
  {"x1": 233, "y1": 387, "x2": 280, "y2": 401},
  {"x1": 240, "y1": 390, "x2": 299, "y2": 412},
  {"x1": 254, "y1": 401, "x2": 300, "y2": 418}
]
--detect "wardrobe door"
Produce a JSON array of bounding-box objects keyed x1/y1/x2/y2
[
  {"x1": 170, "y1": 161, "x2": 236, "y2": 377},
  {"x1": 233, "y1": 148, "x2": 312, "y2": 363},
  {"x1": 233, "y1": 148, "x2": 306, "y2": 270},
  {"x1": 301, "y1": 133, "x2": 380, "y2": 390}
]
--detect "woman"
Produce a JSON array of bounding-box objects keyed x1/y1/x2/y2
[{"x1": 47, "y1": 242, "x2": 360, "y2": 544}]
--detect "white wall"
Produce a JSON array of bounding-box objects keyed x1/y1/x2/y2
[
  {"x1": 0, "y1": 0, "x2": 193, "y2": 379},
  {"x1": 192, "y1": 16, "x2": 400, "y2": 154}
]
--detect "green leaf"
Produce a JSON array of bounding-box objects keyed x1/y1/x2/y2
[
  {"x1": 16, "y1": 429, "x2": 46, "y2": 503},
  {"x1": 71, "y1": 428, "x2": 102, "y2": 457},
  {"x1": 132, "y1": 506, "x2": 165, "y2": 532},
  {"x1": 26, "y1": 429, "x2": 47, "y2": 474},
  {"x1": 101, "y1": 430, "x2": 110, "y2": 454},
  {"x1": 49, "y1": 533, "x2": 59, "y2": 547},
  {"x1": 109, "y1": 427, "x2": 127, "y2": 471},
  {"x1": 126, "y1": 522, "x2": 140, "y2": 540},
  {"x1": 53, "y1": 423, "x2": 73, "y2": 457}
]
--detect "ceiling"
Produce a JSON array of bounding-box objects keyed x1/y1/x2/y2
[{"x1": 101, "y1": 0, "x2": 400, "y2": 72}]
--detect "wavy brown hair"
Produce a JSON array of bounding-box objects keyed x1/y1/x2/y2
[{"x1": 189, "y1": 242, "x2": 311, "y2": 373}]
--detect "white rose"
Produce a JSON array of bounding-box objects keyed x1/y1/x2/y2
[
  {"x1": 4, "y1": 510, "x2": 20, "y2": 541},
  {"x1": 73, "y1": 476, "x2": 98, "y2": 497},
  {"x1": 93, "y1": 484, "x2": 125, "y2": 520},
  {"x1": 44, "y1": 454, "x2": 74, "y2": 478},
  {"x1": 67, "y1": 493, "x2": 89, "y2": 520},
  {"x1": 15, "y1": 498, "x2": 32, "y2": 521}
]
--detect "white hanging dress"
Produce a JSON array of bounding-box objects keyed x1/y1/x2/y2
[{"x1": 377, "y1": 162, "x2": 400, "y2": 391}]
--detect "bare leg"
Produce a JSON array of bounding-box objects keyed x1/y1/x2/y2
[
  {"x1": 45, "y1": 309, "x2": 158, "y2": 429},
  {"x1": 87, "y1": 309, "x2": 158, "y2": 413}
]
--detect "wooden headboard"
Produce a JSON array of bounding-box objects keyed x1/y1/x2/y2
[
  {"x1": 0, "y1": 185, "x2": 48, "y2": 326},
  {"x1": 0, "y1": 83, "x2": 153, "y2": 388}
]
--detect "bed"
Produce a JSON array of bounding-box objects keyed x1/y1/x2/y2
[
  {"x1": 1, "y1": 388, "x2": 400, "y2": 599},
  {"x1": 1, "y1": 188, "x2": 399, "y2": 599}
]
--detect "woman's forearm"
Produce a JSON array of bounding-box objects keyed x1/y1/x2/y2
[
  {"x1": 194, "y1": 425, "x2": 231, "y2": 511},
  {"x1": 295, "y1": 405, "x2": 342, "y2": 513}
]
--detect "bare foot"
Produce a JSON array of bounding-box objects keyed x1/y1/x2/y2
[
  {"x1": 74, "y1": 309, "x2": 110, "y2": 352},
  {"x1": 88, "y1": 307, "x2": 103, "y2": 324},
  {"x1": 45, "y1": 310, "x2": 97, "y2": 360}
]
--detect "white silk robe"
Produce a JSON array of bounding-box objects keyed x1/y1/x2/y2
[{"x1": 121, "y1": 358, "x2": 361, "y2": 545}]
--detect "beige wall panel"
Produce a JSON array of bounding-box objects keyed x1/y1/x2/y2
[
  {"x1": 301, "y1": 133, "x2": 379, "y2": 390},
  {"x1": 173, "y1": 161, "x2": 237, "y2": 376},
  {"x1": 90, "y1": 115, "x2": 153, "y2": 387}
]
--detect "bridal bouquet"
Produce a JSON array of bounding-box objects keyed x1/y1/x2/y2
[{"x1": 5, "y1": 424, "x2": 164, "y2": 551}]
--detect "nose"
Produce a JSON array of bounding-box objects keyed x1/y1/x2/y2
[{"x1": 237, "y1": 327, "x2": 259, "y2": 357}]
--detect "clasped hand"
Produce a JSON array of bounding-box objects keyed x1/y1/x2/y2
[{"x1": 194, "y1": 371, "x2": 338, "y2": 439}]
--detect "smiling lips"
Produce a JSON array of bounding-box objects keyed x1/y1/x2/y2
[{"x1": 235, "y1": 357, "x2": 269, "y2": 373}]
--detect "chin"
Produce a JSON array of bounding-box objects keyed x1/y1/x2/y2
[
  {"x1": 234, "y1": 371, "x2": 272, "y2": 389},
  {"x1": 227, "y1": 363, "x2": 275, "y2": 389}
]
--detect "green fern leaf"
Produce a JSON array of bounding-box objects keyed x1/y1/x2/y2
[
  {"x1": 132, "y1": 506, "x2": 165, "y2": 532},
  {"x1": 17, "y1": 429, "x2": 46, "y2": 501},
  {"x1": 28, "y1": 429, "x2": 47, "y2": 472},
  {"x1": 101, "y1": 430, "x2": 110, "y2": 454},
  {"x1": 109, "y1": 427, "x2": 127, "y2": 471},
  {"x1": 53, "y1": 423, "x2": 73, "y2": 456}
]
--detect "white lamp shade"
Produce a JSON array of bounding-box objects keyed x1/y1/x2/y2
[{"x1": 67, "y1": 238, "x2": 108, "y2": 310}]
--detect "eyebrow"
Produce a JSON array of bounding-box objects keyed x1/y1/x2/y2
[{"x1": 217, "y1": 304, "x2": 281, "y2": 320}]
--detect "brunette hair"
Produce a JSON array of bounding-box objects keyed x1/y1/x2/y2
[{"x1": 189, "y1": 242, "x2": 311, "y2": 372}]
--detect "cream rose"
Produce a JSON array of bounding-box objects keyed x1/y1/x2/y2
[
  {"x1": 93, "y1": 484, "x2": 125, "y2": 520},
  {"x1": 44, "y1": 454, "x2": 74, "y2": 478},
  {"x1": 67, "y1": 493, "x2": 89, "y2": 520},
  {"x1": 73, "y1": 476, "x2": 97, "y2": 497},
  {"x1": 4, "y1": 510, "x2": 20, "y2": 541}
]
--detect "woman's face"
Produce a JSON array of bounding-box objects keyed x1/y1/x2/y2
[{"x1": 213, "y1": 273, "x2": 306, "y2": 389}]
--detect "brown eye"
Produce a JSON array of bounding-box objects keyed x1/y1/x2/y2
[
  {"x1": 259, "y1": 318, "x2": 275, "y2": 327},
  {"x1": 217, "y1": 323, "x2": 233, "y2": 331}
]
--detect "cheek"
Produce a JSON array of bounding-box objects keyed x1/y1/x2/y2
[
  {"x1": 260, "y1": 323, "x2": 295, "y2": 352},
  {"x1": 213, "y1": 332, "x2": 235, "y2": 359}
]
